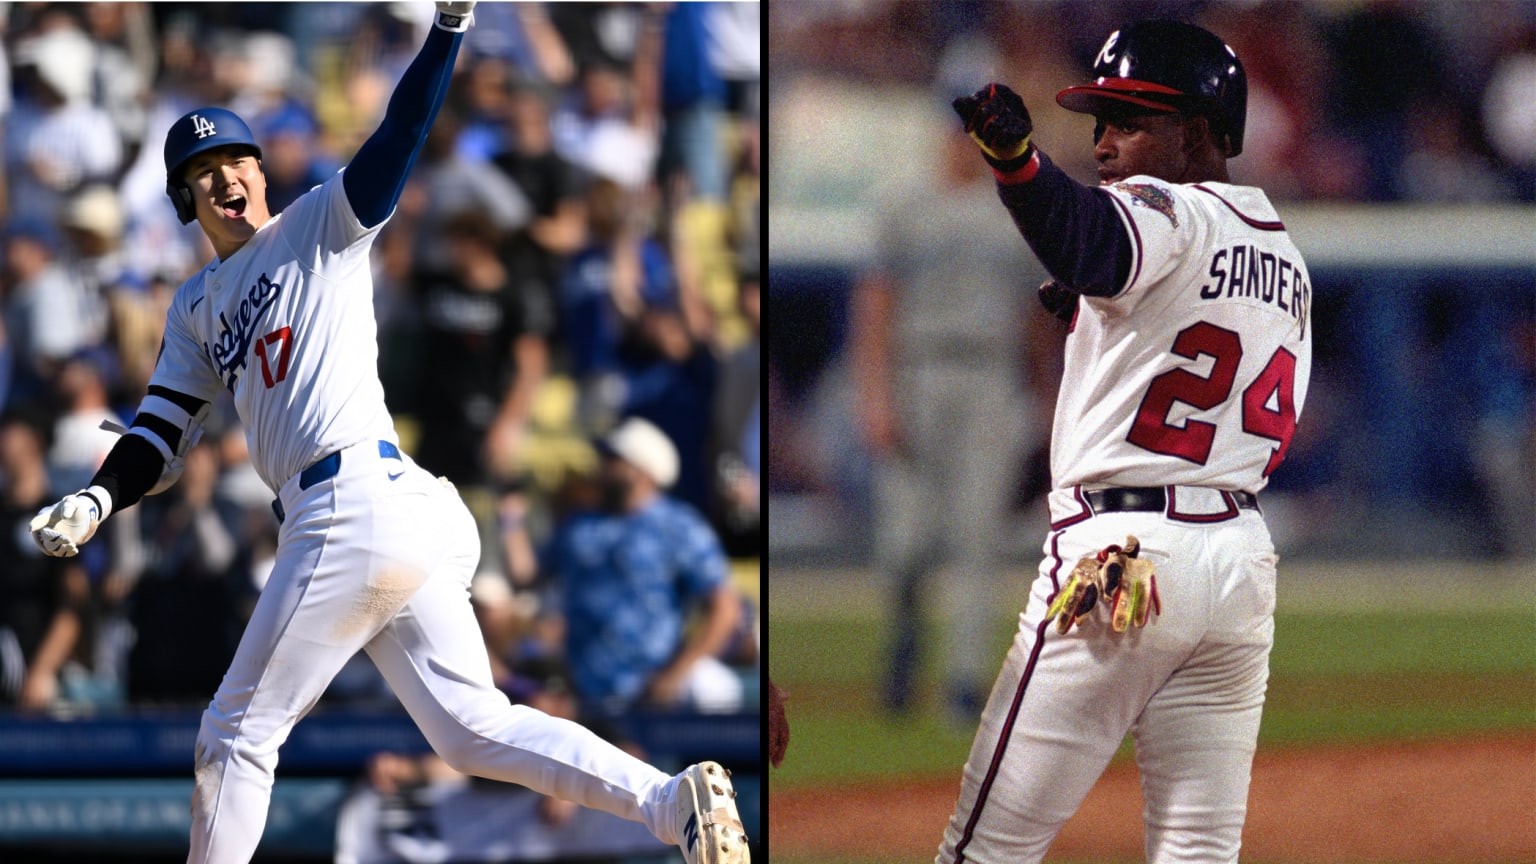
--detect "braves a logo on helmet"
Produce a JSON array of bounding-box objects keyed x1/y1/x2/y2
[
  {"x1": 1094, "y1": 30, "x2": 1122, "y2": 69},
  {"x1": 190, "y1": 114, "x2": 218, "y2": 140}
]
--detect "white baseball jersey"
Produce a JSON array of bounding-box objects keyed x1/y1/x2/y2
[
  {"x1": 1051, "y1": 176, "x2": 1312, "y2": 495},
  {"x1": 148, "y1": 173, "x2": 393, "y2": 492}
]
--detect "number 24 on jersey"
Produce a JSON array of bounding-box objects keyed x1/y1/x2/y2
[{"x1": 1128, "y1": 320, "x2": 1297, "y2": 477}]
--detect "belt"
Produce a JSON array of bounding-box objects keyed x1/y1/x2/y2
[
  {"x1": 272, "y1": 440, "x2": 402, "y2": 523},
  {"x1": 1085, "y1": 486, "x2": 1258, "y2": 514}
]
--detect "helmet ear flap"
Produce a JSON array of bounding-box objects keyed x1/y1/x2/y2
[
  {"x1": 1206, "y1": 114, "x2": 1240, "y2": 158},
  {"x1": 166, "y1": 180, "x2": 196, "y2": 225}
]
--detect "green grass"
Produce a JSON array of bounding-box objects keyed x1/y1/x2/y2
[
  {"x1": 1269, "y1": 608, "x2": 1536, "y2": 677},
  {"x1": 1260, "y1": 608, "x2": 1536, "y2": 745},
  {"x1": 770, "y1": 605, "x2": 1536, "y2": 790}
]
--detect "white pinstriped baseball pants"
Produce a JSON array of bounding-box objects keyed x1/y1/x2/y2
[
  {"x1": 188, "y1": 438, "x2": 681, "y2": 862},
  {"x1": 936, "y1": 509, "x2": 1276, "y2": 864}
]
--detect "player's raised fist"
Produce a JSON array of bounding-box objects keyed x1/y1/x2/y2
[
  {"x1": 952, "y1": 83, "x2": 1034, "y2": 164},
  {"x1": 29, "y1": 493, "x2": 103, "y2": 558}
]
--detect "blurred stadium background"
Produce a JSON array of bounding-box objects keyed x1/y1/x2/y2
[
  {"x1": 769, "y1": 0, "x2": 1535, "y2": 862},
  {"x1": 0, "y1": 2, "x2": 760, "y2": 862}
]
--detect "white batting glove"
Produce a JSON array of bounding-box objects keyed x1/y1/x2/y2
[
  {"x1": 434, "y1": 1, "x2": 476, "y2": 32},
  {"x1": 29, "y1": 491, "x2": 107, "y2": 558}
]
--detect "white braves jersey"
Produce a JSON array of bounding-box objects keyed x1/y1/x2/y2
[
  {"x1": 1052, "y1": 176, "x2": 1312, "y2": 494},
  {"x1": 149, "y1": 173, "x2": 394, "y2": 492}
]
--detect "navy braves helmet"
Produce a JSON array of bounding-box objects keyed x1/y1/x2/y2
[
  {"x1": 163, "y1": 107, "x2": 263, "y2": 224},
  {"x1": 1056, "y1": 20, "x2": 1247, "y2": 157}
]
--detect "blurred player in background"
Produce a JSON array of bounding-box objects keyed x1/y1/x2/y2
[{"x1": 851, "y1": 44, "x2": 1047, "y2": 723}]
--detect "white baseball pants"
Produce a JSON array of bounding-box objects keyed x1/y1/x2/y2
[
  {"x1": 188, "y1": 438, "x2": 680, "y2": 862},
  {"x1": 936, "y1": 508, "x2": 1276, "y2": 864}
]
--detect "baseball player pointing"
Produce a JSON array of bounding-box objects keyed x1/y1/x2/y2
[
  {"x1": 28, "y1": 5, "x2": 747, "y2": 863},
  {"x1": 937, "y1": 20, "x2": 1311, "y2": 863}
]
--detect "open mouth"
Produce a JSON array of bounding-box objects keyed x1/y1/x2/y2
[{"x1": 221, "y1": 196, "x2": 248, "y2": 218}]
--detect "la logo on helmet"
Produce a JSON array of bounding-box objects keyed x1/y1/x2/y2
[{"x1": 191, "y1": 114, "x2": 218, "y2": 140}]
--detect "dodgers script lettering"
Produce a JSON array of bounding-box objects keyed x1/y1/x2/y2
[{"x1": 207, "y1": 274, "x2": 284, "y2": 391}]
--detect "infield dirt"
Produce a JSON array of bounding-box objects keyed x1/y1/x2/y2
[{"x1": 771, "y1": 734, "x2": 1536, "y2": 862}]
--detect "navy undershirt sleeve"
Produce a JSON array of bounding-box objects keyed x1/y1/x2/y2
[
  {"x1": 996, "y1": 150, "x2": 1134, "y2": 297},
  {"x1": 88, "y1": 385, "x2": 210, "y2": 512},
  {"x1": 89, "y1": 434, "x2": 168, "y2": 513},
  {"x1": 343, "y1": 25, "x2": 464, "y2": 229}
]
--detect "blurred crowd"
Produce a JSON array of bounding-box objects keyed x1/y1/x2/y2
[
  {"x1": 772, "y1": 0, "x2": 1536, "y2": 204},
  {"x1": 0, "y1": 1, "x2": 762, "y2": 724}
]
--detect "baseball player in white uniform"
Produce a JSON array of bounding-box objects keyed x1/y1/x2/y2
[
  {"x1": 936, "y1": 20, "x2": 1311, "y2": 863},
  {"x1": 28, "y1": 5, "x2": 748, "y2": 863}
]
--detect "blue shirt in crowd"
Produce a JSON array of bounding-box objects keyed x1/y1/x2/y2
[
  {"x1": 546, "y1": 495, "x2": 729, "y2": 707},
  {"x1": 560, "y1": 237, "x2": 676, "y2": 379}
]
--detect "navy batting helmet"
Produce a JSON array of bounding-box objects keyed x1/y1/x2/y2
[
  {"x1": 163, "y1": 107, "x2": 262, "y2": 224},
  {"x1": 1056, "y1": 20, "x2": 1247, "y2": 157}
]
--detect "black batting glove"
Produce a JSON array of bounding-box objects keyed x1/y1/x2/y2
[
  {"x1": 952, "y1": 83, "x2": 1037, "y2": 179},
  {"x1": 1038, "y1": 279, "x2": 1078, "y2": 323}
]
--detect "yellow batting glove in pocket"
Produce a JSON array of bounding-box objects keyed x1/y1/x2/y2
[
  {"x1": 1048, "y1": 535, "x2": 1162, "y2": 635},
  {"x1": 1103, "y1": 536, "x2": 1162, "y2": 632},
  {"x1": 1047, "y1": 556, "x2": 1106, "y2": 635}
]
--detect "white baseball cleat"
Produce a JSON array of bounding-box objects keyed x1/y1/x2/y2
[{"x1": 675, "y1": 761, "x2": 749, "y2": 863}]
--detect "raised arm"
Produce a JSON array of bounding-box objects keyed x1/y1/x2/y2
[
  {"x1": 343, "y1": 2, "x2": 476, "y2": 229},
  {"x1": 953, "y1": 83, "x2": 1132, "y2": 297}
]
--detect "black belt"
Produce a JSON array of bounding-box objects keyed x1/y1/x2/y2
[
  {"x1": 1085, "y1": 486, "x2": 1258, "y2": 514},
  {"x1": 273, "y1": 441, "x2": 402, "y2": 523}
]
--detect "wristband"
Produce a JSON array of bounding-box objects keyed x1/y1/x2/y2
[
  {"x1": 434, "y1": 9, "x2": 474, "y2": 32},
  {"x1": 986, "y1": 145, "x2": 1041, "y2": 185},
  {"x1": 80, "y1": 485, "x2": 114, "y2": 522}
]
